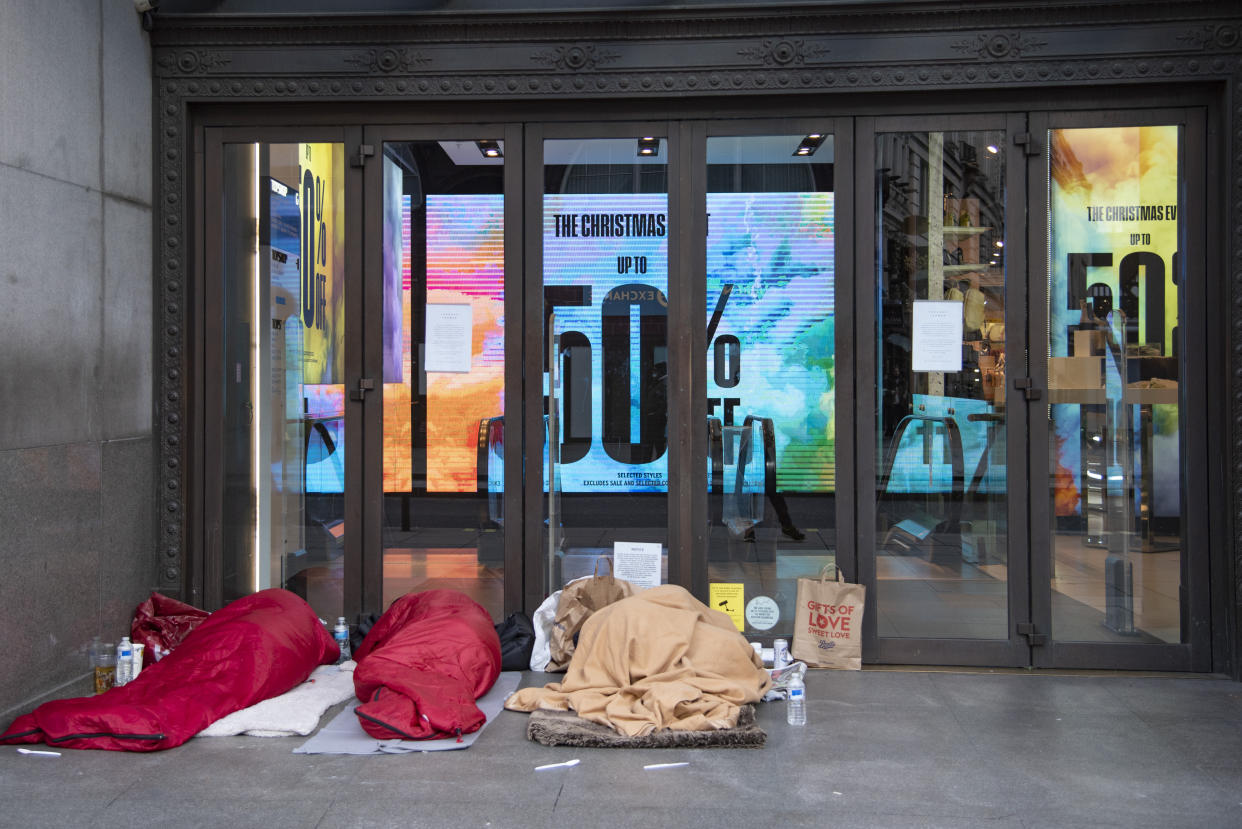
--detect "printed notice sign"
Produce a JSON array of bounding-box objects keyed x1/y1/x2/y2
[
  {"x1": 911, "y1": 300, "x2": 964, "y2": 373},
  {"x1": 424, "y1": 303, "x2": 472, "y2": 373},
  {"x1": 709, "y1": 583, "x2": 746, "y2": 631},
  {"x1": 745, "y1": 596, "x2": 780, "y2": 631},
  {"x1": 612, "y1": 541, "x2": 662, "y2": 590}
]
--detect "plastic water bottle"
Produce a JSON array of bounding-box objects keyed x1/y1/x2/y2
[
  {"x1": 786, "y1": 672, "x2": 806, "y2": 726},
  {"x1": 116, "y1": 637, "x2": 134, "y2": 687},
  {"x1": 334, "y1": 617, "x2": 351, "y2": 664}
]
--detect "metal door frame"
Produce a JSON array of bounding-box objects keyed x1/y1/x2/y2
[
  {"x1": 359, "y1": 122, "x2": 526, "y2": 619},
  {"x1": 1026, "y1": 106, "x2": 1211, "y2": 672},
  {"x1": 855, "y1": 111, "x2": 1033, "y2": 667},
  {"x1": 199, "y1": 124, "x2": 364, "y2": 617}
]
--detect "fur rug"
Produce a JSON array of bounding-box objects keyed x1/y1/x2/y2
[{"x1": 526, "y1": 705, "x2": 765, "y2": 748}]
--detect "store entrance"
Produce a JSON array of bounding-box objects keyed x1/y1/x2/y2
[
  {"x1": 856, "y1": 109, "x2": 1209, "y2": 671},
  {"x1": 203, "y1": 107, "x2": 1210, "y2": 672}
]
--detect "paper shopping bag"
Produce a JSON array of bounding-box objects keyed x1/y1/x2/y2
[
  {"x1": 791, "y1": 566, "x2": 865, "y2": 670},
  {"x1": 546, "y1": 557, "x2": 634, "y2": 672}
]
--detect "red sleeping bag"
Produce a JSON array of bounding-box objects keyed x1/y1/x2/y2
[
  {"x1": 352, "y1": 589, "x2": 501, "y2": 741},
  {"x1": 0, "y1": 589, "x2": 336, "y2": 751}
]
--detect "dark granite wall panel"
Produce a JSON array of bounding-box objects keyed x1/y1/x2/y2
[
  {"x1": 100, "y1": 437, "x2": 157, "y2": 646},
  {"x1": 0, "y1": 443, "x2": 103, "y2": 718}
]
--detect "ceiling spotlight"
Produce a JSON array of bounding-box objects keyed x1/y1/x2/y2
[
  {"x1": 995, "y1": 240, "x2": 1004, "y2": 248},
  {"x1": 476, "y1": 140, "x2": 502, "y2": 159},
  {"x1": 986, "y1": 144, "x2": 999, "y2": 154},
  {"x1": 637, "y1": 136, "x2": 660, "y2": 157},
  {"x1": 793, "y1": 133, "x2": 826, "y2": 157}
]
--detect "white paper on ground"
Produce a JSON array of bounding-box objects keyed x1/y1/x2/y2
[{"x1": 293, "y1": 671, "x2": 521, "y2": 754}]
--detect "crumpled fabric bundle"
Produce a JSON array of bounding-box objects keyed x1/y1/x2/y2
[
  {"x1": 546, "y1": 567, "x2": 634, "y2": 672},
  {"x1": 505, "y1": 585, "x2": 771, "y2": 736},
  {"x1": 131, "y1": 592, "x2": 210, "y2": 667}
]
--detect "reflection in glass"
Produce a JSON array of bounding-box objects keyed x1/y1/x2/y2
[
  {"x1": 1046, "y1": 126, "x2": 1183, "y2": 644},
  {"x1": 875, "y1": 131, "x2": 1009, "y2": 639},
  {"x1": 380, "y1": 140, "x2": 505, "y2": 619},
  {"x1": 705, "y1": 133, "x2": 837, "y2": 639},
  {"x1": 542, "y1": 138, "x2": 669, "y2": 591},
  {"x1": 221, "y1": 142, "x2": 346, "y2": 619}
]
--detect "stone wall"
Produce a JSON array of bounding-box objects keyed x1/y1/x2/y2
[{"x1": 0, "y1": 0, "x2": 155, "y2": 721}]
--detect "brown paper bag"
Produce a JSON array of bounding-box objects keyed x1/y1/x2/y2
[
  {"x1": 546, "y1": 557, "x2": 634, "y2": 672},
  {"x1": 791, "y1": 566, "x2": 865, "y2": 670}
]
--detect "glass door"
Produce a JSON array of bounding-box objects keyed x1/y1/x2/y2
[
  {"x1": 360, "y1": 126, "x2": 523, "y2": 621},
  {"x1": 701, "y1": 125, "x2": 840, "y2": 641},
  {"x1": 859, "y1": 114, "x2": 1031, "y2": 666},
  {"x1": 205, "y1": 129, "x2": 359, "y2": 620},
  {"x1": 1028, "y1": 110, "x2": 1210, "y2": 671},
  {"x1": 530, "y1": 125, "x2": 673, "y2": 601}
]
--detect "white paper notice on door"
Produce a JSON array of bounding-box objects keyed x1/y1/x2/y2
[
  {"x1": 612, "y1": 541, "x2": 663, "y2": 590},
  {"x1": 424, "y1": 303, "x2": 472, "y2": 373},
  {"x1": 911, "y1": 300, "x2": 964, "y2": 373}
]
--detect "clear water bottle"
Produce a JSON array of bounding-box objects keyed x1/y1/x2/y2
[
  {"x1": 116, "y1": 636, "x2": 134, "y2": 687},
  {"x1": 786, "y1": 672, "x2": 806, "y2": 726},
  {"x1": 334, "y1": 617, "x2": 351, "y2": 664}
]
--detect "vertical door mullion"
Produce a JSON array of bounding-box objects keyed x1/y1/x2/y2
[
  {"x1": 523, "y1": 123, "x2": 547, "y2": 611},
  {"x1": 1005, "y1": 111, "x2": 1037, "y2": 664},
  {"x1": 348, "y1": 124, "x2": 372, "y2": 624},
  {"x1": 853, "y1": 116, "x2": 880, "y2": 649},
  {"x1": 682, "y1": 120, "x2": 709, "y2": 598},
  {"x1": 834, "y1": 117, "x2": 858, "y2": 587},
  {"x1": 1025, "y1": 112, "x2": 1054, "y2": 666},
  {"x1": 502, "y1": 121, "x2": 526, "y2": 617},
  {"x1": 1183, "y1": 108, "x2": 1212, "y2": 672},
  {"x1": 200, "y1": 129, "x2": 225, "y2": 610},
  {"x1": 668, "y1": 119, "x2": 701, "y2": 592}
]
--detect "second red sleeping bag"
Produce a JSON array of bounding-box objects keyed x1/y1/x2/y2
[{"x1": 352, "y1": 589, "x2": 501, "y2": 741}]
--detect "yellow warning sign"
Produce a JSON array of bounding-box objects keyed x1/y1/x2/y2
[{"x1": 709, "y1": 583, "x2": 745, "y2": 631}]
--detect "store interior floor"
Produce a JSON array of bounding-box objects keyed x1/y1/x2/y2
[{"x1": 4, "y1": 668, "x2": 1240, "y2": 828}]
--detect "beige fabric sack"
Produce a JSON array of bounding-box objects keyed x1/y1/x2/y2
[
  {"x1": 546, "y1": 558, "x2": 634, "y2": 672},
  {"x1": 791, "y1": 566, "x2": 865, "y2": 670}
]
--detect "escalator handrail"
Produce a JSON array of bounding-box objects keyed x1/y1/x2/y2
[{"x1": 877, "y1": 414, "x2": 966, "y2": 522}]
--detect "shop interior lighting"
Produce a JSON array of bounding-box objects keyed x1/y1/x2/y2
[
  {"x1": 793, "y1": 133, "x2": 826, "y2": 156},
  {"x1": 476, "y1": 140, "x2": 502, "y2": 159},
  {"x1": 986, "y1": 144, "x2": 1000, "y2": 154},
  {"x1": 637, "y1": 136, "x2": 660, "y2": 156}
]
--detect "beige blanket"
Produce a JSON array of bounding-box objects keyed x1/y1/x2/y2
[{"x1": 505, "y1": 585, "x2": 771, "y2": 736}]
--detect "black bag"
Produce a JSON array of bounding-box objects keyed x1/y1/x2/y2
[{"x1": 494, "y1": 612, "x2": 536, "y2": 671}]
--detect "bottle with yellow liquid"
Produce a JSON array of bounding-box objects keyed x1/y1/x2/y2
[{"x1": 93, "y1": 642, "x2": 116, "y2": 694}]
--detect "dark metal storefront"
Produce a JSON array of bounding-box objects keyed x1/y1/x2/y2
[{"x1": 151, "y1": 1, "x2": 1242, "y2": 676}]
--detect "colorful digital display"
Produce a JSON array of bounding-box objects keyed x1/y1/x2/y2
[
  {"x1": 1048, "y1": 125, "x2": 1181, "y2": 517},
  {"x1": 706, "y1": 193, "x2": 836, "y2": 493},
  {"x1": 424, "y1": 195, "x2": 505, "y2": 493},
  {"x1": 311, "y1": 189, "x2": 838, "y2": 496}
]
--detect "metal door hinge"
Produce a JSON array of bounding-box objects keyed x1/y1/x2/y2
[
  {"x1": 351, "y1": 144, "x2": 375, "y2": 168},
  {"x1": 349, "y1": 378, "x2": 375, "y2": 401},
  {"x1": 1017, "y1": 622, "x2": 1048, "y2": 646},
  {"x1": 1013, "y1": 132, "x2": 1040, "y2": 157},
  {"x1": 1013, "y1": 377, "x2": 1042, "y2": 401}
]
